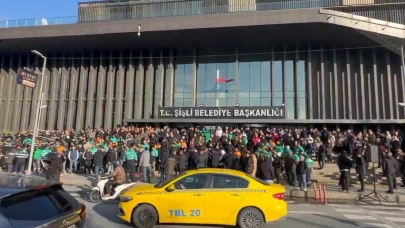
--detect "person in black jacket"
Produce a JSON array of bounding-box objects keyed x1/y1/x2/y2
[
  {"x1": 177, "y1": 149, "x2": 188, "y2": 174},
  {"x1": 296, "y1": 155, "x2": 308, "y2": 191},
  {"x1": 106, "y1": 147, "x2": 118, "y2": 174},
  {"x1": 82, "y1": 148, "x2": 93, "y2": 174},
  {"x1": 210, "y1": 145, "x2": 221, "y2": 168},
  {"x1": 337, "y1": 151, "x2": 353, "y2": 193},
  {"x1": 46, "y1": 152, "x2": 63, "y2": 183},
  {"x1": 317, "y1": 142, "x2": 326, "y2": 169},
  {"x1": 260, "y1": 156, "x2": 272, "y2": 183},
  {"x1": 93, "y1": 147, "x2": 106, "y2": 181},
  {"x1": 354, "y1": 149, "x2": 366, "y2": 192},
  {"x1": 195, "y1": 149, "x2": 208, "y2": 169},
  {"x1": 383, "y1": 152, "x2": 398, "y2": 194},
  {"x1": 272, "y1": 152, "x2": 282, "y2": 184},
  {"x1": 225, "y1": 151, "x2": 234, "y2": 169},
  {"x1": 245, "y1": 153, "x2": 254, "y2": 176},
  {"x1": 284, "y1": 152, "x2": 297, "y2": 186}
]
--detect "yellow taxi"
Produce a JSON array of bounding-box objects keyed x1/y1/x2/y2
[{"x1": 118, "y1": 168, "x2": 287, "y2": 228}]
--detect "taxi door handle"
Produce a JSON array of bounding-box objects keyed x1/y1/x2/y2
[
  {"x1": 193, "y1": 194, "x2": 203, "y2": 196},
  {"x1": 230, "y1": 194, "x2": 240, "y2": 196}
]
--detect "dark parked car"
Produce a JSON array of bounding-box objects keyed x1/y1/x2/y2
[{"x1": 0, "y1": 173, "x2": 86, "y2": 228}]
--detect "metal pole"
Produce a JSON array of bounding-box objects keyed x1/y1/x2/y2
[
  {"x1": 401, "y1": 44, "x2": 405, "y2": 80},
  {"x1": 27, "y1": 56, "x2": 46, "y2": 175}
]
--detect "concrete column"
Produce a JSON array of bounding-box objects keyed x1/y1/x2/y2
[
  {"x1": 4, "y1": 56, "x2": 15, "y2": 132},
  {"x1": 320, "y1": 45, "x2": 325, "y2": 119},
  {"x1": 386, "y1": 51, "x2": 393, "y2": 119},
  {"x1": 85, "y1": 52, "x2": 97, "y2": 128},
  {"x1": 143, "y1": 50, "x2": 155, "y2": 119},
  {"x1": 75, "y1": 53, "x2": 89, "y2": 130},
  {"x1": 359, "y1": 50, "x2": 366, "y2": 120},
  {"x1": 367, "y1": 73, "x2": 372, "y2": 119},
  {"x1": 47, "y1": 55, "x2": 61, "y2": 130},
  {"x1": 192, "y1": 49, "x2": 197, "y2": 107},
  {"x1": 169, "y1": 50, "x2": 174, "y2": 107},
  {"x1": 346, "y1": 49, "x2": 352, "y2": 119},
  {"x1": 104, "y1": 51, "x2": 115, "y2": 129},
  {"x1": 380, "y1": 72, "x2": 386, "y2": 119},
  {"x1": 11, "y1": 55, "x2": 22, "y2": 133},
  {"x1": 134, "y1": 50, "x2": 145, "y2": 117},
  {"x1": 39, "y1": 55, "x2": 51, "y2": 131},
  {"x1": 29, "y1": 56, "x2": 40, "y2": 131},
  {"x1": 114, "y1": 51, "x2": 125, "y2": 126},
  {"x1": 372, "y1": 49, "x2": 380, "y2": 119},
  {"x1": 294, "y1": 44, "x2": 299, "y2": 119},
  {"x1": 394, "y1": 71, "x2": 399, "y2": 119},
  {"x1": 235, "y1": 47, "x2": 240, "y2": 104},
  {"x1": 20, "y1": 54, "x2": 32, "y2": 131},
  {"x1": 66, "y1": 56, "x2": 79, "y2": 131},
  {"x1": 0, "y1": 56, "x2": 5, "y2": 131},
  {"x1": 283, "y1": 46, "x2": 287, "y2": 106},
  {"x1": 57, "y1": 55, "x2": 68, "y2": 130},
  {"x1": 95, "y1": 52, "x2": 106, "y2": 128},
  {"x1": 342, "y1": 71, "x2": 346, "y2": 119},
  {"x1": 333, "y1": 48, "x2": 339, "y2": 119},
  {"x1": 124, "y1": 51, "x2": 135, "y2": 120},
  {"x1": 307, "y1": 44, "x2": 313, "y2": 119},
  {"x1": 154, "y1": 50, "x2": 164, "y2": 117}
]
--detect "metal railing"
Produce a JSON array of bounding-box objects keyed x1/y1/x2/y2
[
  {"x1": 0, "y1": 16, "x2": 77, "y2": 29},
  {"x1": 0, "y1": 0, "x2": 404, "y2": 29}
]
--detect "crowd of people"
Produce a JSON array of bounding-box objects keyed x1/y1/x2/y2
[{"x1": 0, "y1": 125, "x2": 404, "y2": 194}]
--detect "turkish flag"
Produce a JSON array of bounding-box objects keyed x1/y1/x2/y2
[{"x1": 215, "y1": 78, "x2": 235, "y2": 83}]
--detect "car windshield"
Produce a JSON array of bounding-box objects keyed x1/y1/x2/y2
[
  {"x1": 154, "y1": 172, "x2": 187, "y2": 188},
  {"x1": 246, "y1": 174, "x2": 269, "y2": 186}
]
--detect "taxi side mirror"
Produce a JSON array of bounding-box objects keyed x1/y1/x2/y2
[{"x1": 166, "y1": 184, "x2": 175, "y2": 192}]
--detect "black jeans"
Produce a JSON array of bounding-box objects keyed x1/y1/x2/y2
[
  {"x1": 358, "y1": 172, "x2": 365, "y2": 191},
  {"x1": 318, "y1": 155, "x2": 325, "y2": 169},
  {"x1": 386, "y1": 173, "x2": 396, "y2": 193},
  {"x1": 286, "y1": 167, "x2": 297, "y2": 185},
  {"x1": 340, "y1": 171, "x2": 350, "y2": 191}
]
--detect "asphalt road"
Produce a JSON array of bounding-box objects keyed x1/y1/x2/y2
[{"x1": 64, "y1": 185, "x2": 405, "y2": 228}]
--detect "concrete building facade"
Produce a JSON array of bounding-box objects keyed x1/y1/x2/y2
[{"x1": 0, "y1": 0, "x2": 404, "y2": 132}]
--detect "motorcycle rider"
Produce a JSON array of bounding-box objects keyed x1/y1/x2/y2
[{"x1": 104, "y1": 161, "x2": 126, "y2": 197}]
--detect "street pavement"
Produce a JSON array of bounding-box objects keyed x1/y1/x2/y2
[{"x1": 64, "y1": 185, "x2": 405, "y2": 228}]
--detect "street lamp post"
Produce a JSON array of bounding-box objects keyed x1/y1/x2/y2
[{"x1": 27, "y1": 50, "x2": 47, "y2": 175}]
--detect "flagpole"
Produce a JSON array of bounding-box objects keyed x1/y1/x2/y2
[{"x1": 216, "y1": 69, "x2": 219, "y2": 107}]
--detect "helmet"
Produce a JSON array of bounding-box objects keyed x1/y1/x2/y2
[{"x1": 113, "y1": 160, "x2": 120, "y2": 168}]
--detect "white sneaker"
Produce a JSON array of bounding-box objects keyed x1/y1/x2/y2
[{"x1": 303, "y1": 188, "x2": 307, "y2": 192}]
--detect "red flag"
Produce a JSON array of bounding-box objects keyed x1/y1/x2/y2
[{"x1": 215, "y1": 78, "x2": 235, "y2": 83}]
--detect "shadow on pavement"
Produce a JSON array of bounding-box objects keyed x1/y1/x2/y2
[{"x1": 93, "y1": 202, "x2": 128, "y2": 225}]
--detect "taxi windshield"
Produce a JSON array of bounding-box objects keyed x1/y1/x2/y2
[{"x1": 154, "y1": 172, "x2": 187, "y2": 188}]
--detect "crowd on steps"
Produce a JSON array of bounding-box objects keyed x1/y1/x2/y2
[{"x1": 0, "y1": 126, "x2": 404, "y2": 193}]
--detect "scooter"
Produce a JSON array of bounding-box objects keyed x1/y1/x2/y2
[{"x1": 90, "y1": 176, "x2": 138, "y2": 203}]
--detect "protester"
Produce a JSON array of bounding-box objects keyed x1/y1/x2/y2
[{"x1": 0, "y1": 126, "x2": 403, "y2": 194}]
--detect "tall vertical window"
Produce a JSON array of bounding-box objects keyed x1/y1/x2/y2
[
  {"x1": 238, "y1": 54, "x2": 271, "y2": 107},
  {"x1": 298, "y1": 56, "x2": 307, "y2": 119},
  {"x1": 197, "y1": 56, "x2": 235, "y2": 107},
  {"x1": 163, "y1": 58, "x2": 172, "y2": 107},
  {"x1": 174, "y1": 57, "x2": 193, "y2": 107},
  {"x1": 273, "y1": 54, "x2": 283, "y2": 106},
  {"x1": 286, "y1": 56, "x2": 295, "y2": 119}
]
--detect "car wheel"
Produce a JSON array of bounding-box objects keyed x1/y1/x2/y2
[
  {"x1": 132, "y1": 204, "x2": 158, "y2": 228},
  {"x1": 237, "y1": 207, "x2": 264, "y2": 228},
  {"x1": 89, "y1": 190, "x2": 101, "y2": 203}
]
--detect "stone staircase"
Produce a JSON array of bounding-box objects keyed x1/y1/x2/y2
[{"x1": 310, "y1": 162, "x2": 402, "y2": 186}]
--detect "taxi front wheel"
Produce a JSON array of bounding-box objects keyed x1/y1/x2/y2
[
  {"x1": 237, "y1": 207, "x2": 264, "y2": 228},
  {"x1": 132, "y1": 204, "x2": 158, "y2": 228}
]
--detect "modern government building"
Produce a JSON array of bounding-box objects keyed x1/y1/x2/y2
[{"x1": 0, "y1": 0, "x2": 404, "y2": 133}]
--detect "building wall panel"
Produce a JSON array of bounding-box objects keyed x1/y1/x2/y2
[
  {"x1": 0, "y1": 45, "x2": 404, "y2": 132},
  {"x1": 11, "y1": 55, "x2": 23, "y2": 133},
  {"x1": 20, "y1": 54, "x2": 32, "y2": 131}
]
